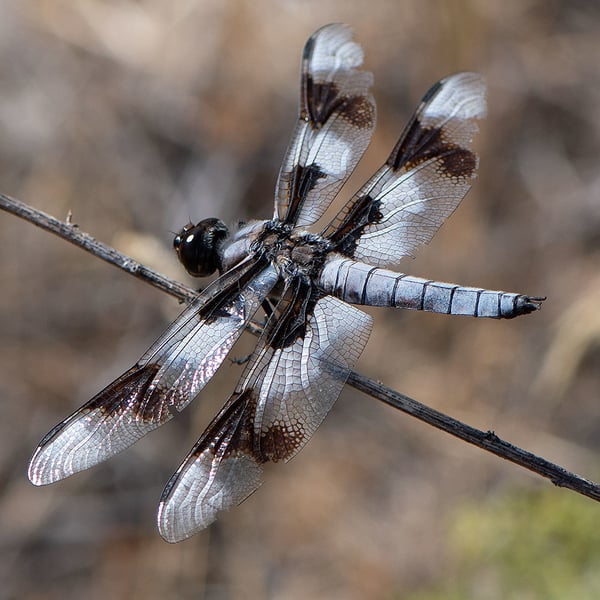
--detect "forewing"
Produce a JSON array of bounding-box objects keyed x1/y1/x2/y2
[
  {"x1": 325, "y1": 72, "x2": 487, "y2": 266},
  {"x1": 28, "y1": 259, "x2": 279, "y2": 486},
  {"x1": 275, "y1": 23, "x2": 376, "y2": 227},
  {"x1": 157, "y1": 290, "x2": 373, "y2": 542}
]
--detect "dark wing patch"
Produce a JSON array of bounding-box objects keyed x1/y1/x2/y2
[
  {"x1": 275, "y1": 23, "x2": 376, "y2": 227},
  {"x1": 28, "y1": 259, "x2": 280, "y2": 486},
  {"x1": 157, "y1": 292, "x2": 373, "y2": 542},
  {"x1": 268, "y1": 279, "x2": 316, "y2": 350},
  {"x1": 305, "y1": 79, "x2": 375, "y2": 129},
  {"x1": 387, "y1": 119, "x2": 477, "y2": 179},
  {"x1": 323, "y1": 72, "x2": 486, "y2": 266},
  {"x1": 287, "y1": 163, "x2": 328, "y2": 215}
]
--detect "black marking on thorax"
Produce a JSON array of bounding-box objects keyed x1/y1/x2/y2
[{"x1": 258, "y1": 222, "x2": 331, "y2": 280}]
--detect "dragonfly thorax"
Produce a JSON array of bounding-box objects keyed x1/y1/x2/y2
[{"x1": 258, "y1": 221, "x2": 332, "y2": 280}]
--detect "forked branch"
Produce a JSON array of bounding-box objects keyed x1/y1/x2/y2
[{"x1": 2, "y1": 192, "x2": 599, "y2": 503}]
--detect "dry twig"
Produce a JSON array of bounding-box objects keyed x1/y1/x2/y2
[{"x1": 2, "y1": 192, "x2": 598, "y2": 503}]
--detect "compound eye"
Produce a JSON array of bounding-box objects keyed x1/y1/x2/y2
[
  {"x1": 173, "y1": 222, "x2": 194, "y2": 251},
  {"x1": 173, "y1": 219, "x2": 228, "y2": 277}
]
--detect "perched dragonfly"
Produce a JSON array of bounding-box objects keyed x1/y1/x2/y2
[{"x1": 28, "y1": 24, "x2": 543, "y2": 542}]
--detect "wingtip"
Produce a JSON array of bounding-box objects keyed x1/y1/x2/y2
[
  {"x1": 28, "y1": 446, "x2": 51, "y2": 486},
  {"x1": 436, "y1": 72, "x2": 487, "y2": 120},
  {"x1": 157, "y1": 522, "x2": 186, "y2": 544},
  {"x1": 156, "y1": 500, "x2": 209, "y2": 544},
  {"x1": 304, "y1": 23, "x2": 364, "y2": 70},
  {"x1": 27, "y1": 458, "x2": 44, "y2": 486},
  {"x1": 27, "y1": 446, "x2": 69, "y2": 486},
  {"x1": 312, "y1": 22, "x2": 352, "y2": 38}
]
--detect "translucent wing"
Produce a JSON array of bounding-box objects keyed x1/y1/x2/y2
[
  {"x1": 324, "y1": 72, "x2": 487, "y2": 266},
  {"x1": 28, "y1": 259, "x2": 279, "y2": 485},
  {"x1": 157, "y1": 288, "x2": 373, "y2": 542},
  {"x1": 275, "y1": 23, "x2": 376, "y2": 227}
]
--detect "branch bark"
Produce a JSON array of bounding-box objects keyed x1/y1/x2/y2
[{"x1": 2, "y1": 192, "x2": 599, "y2": 503}]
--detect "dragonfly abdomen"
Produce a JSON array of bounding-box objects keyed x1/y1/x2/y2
[{"x1": 319, "y1": 257, "x2": 543, "y2": 319}]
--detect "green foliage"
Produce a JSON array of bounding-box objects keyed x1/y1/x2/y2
[{"x1": 405, "y1": 487, "x2": 600, "y2": 600}]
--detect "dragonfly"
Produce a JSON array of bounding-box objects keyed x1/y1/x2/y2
[{"x1": 28, "y1": 23, "x2": 543, "y2": 542}]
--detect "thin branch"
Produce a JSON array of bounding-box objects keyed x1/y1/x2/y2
[
  {"x1": 2, "y1": 193, "x2": 599, "y2": 503},
  {"x1": 347, "y1": 374, "x2": 600, "y2": 501},
  {"x1": 0, "y1": 193, "x2": 197, "y2": 305}
]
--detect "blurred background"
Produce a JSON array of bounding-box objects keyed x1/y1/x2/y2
[{"x1": 1, "y1": 1, "x2": 599, "y2": 598}]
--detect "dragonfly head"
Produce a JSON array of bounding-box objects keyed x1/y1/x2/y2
[{"x1": 173, "y1": 218, "x2": 229, "y2": 277}]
